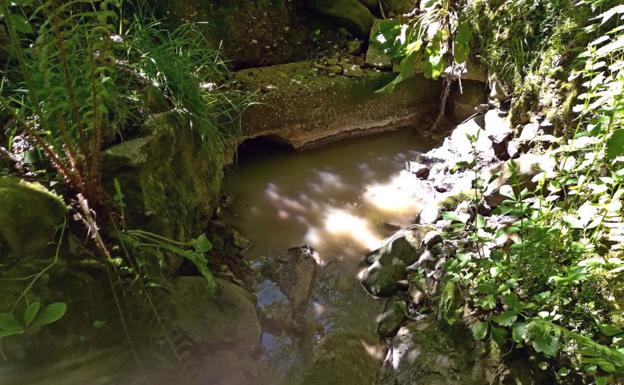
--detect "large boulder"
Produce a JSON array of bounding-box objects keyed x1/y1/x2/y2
[
  {"x1": 102, "y1": 112, "x2": 223, "y2": 241},
  {"x1": 0, "y1": 177, "x2": 67, "y2": 257},
  {"x1": 375, "y1": 318, "x2": 487, "y2": 385},
  {"x1": 307, "y1": 0, "x2": 375, "y2": 37},
  {"x1": 169, "y1": 277, "x2": 261, "y2": 350}
]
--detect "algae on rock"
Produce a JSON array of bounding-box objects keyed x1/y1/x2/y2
[
  {"x1": 0, "y1": 177, "x2": 67, "y2": 257},
  {"x1": 102, "y1": 111, "x2": 225, "y2": 242}
]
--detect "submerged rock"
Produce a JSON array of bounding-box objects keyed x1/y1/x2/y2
[
  {"x1": 0, "y1": 177, "x2": 67, "y2": 257},
  {"x1": 375, "y1": 317, "x2": 487, "y2": 385},
  {"x1": 170, "y1": 277, "x2": 261, "y2": 350},
  {"x1": 302, "y1": 331, "x2": 383, "y2": 385}
]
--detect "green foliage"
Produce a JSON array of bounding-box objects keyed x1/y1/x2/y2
[
  {"x1": 438, "y1": 2, "x2": 624, "y2": 382},
  {"x1": 0, "y1": 302, "x2": 67, "y2": 338},
  {"x1": 374, "y1": 0, "x2": 474, "y2": 93}
]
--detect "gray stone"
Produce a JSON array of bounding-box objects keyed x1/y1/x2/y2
[
  {"x1": 423, "y1": 231, "x2": 443, "y2": 248},
  {"x1": 518, "y1": 123, "x2": 540, "y2": 144},
  {"x1": 343, "y1": 64, "x2": 364, "y2": 77},
  {"x1": 377, "y1": 296, "x2": 408, "y2": 338},
  {"x1": 230, "y1": 228, "x2": 251, "y2": 250},
  {"x1": 170, "y1": 277, "x2": 261, "y2": 350},
  {"x1": 359, "y1": 260, "x2": 407, "y2": 297},
  {"x1": 307, "y1": 0, "x2": 375, "y2": 37},
  {"x1": 484, "y1": 110, "x2": 512, "y2": 144},
  {"x1": 0, "y1": 177, "x2": 67, "y2": 257}
]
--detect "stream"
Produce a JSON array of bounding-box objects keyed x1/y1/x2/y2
[
  {"x1": 1, "y1": 128, "x2": 435, "y2": 385},
  {"x1": 222, "y1": 129, "x2": 435, "y2": 385}
]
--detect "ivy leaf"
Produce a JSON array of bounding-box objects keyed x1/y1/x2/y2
[
  {"x1": 32, "y1": 303, "x2": 67, "y2": 327},
  {"x1": 472, "y1": 321, "x2": 489, "y2": 341},
  {"x1": 23, "y1": 302, "x2": 40, "y2": 326},
  {"x1": 494, "y1": 310, "x2": 518, "y2": 327},
  {"x1": 606, "y1": 130, "x2": 624, "y2": 160},
  {"x1": 526, "y1": 322, "x2": 561, "y2": 357}
]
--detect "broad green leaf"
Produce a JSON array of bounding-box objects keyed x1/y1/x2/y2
[
  {"x1": 193, "y1": 234, "x2": 213, "y2": 254},
  {"x1": 0, "y1": 313, "x2": 22, "y2": 332},
  {"x1": 472, "y1": 321, "x2": 489, "y2": 341},
  {"x1": 24, "y1": 302, "x2": 40, "y2": 326},
  {"x1": 494, "y1": 310, "x2": 518, "y2": 327},
  {"x1": 526, "y1": 322, "x2": 561, "y2": 357},
  {"x1": 606, "y1": 130, "x2": 624, "y2": 160},
  {"x1": 32, "y1": 303, "x2": 67, "y2": 327},
  {"x1": 512, "y1": 322, "x2": 527, "y2": 342},
  {"x1": 491, "y1": 326, "x2": 508, "y2": 347},
  {"x1": 9, "y1": 14, "x2": 33, "y2": 34},
  {"x1": 595, "y1": 377, "x2": 609, "y2": 385}
]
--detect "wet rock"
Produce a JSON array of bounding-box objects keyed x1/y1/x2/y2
[
  {"x1": 451, "y1": 81, "x2": 488, "y2": 122},
  {"x1": 359, "y1": 261, "x2": 407, "y2": 298},
  {"x1": 343, "y1": 64, "x2": 364, "y2": 77},
  {"x1": 234, "y1": 60, "x2": 440, "y2": 150},
  {"x1": 0, "y1": 177, "x2": 67, "y2": 257},
  {"x1": 361, "y1": 227, "x2": 427, "y2": 297},
  {"x1": 302, "y1": 331, "x2": 383, "y2": 385},
  {"x1": 365, "y1": 227, "x2": 427, "y2": 266},
  {"x1": 230, "y1": 228, "x2": 252, "y2": 250},
  {"x1": 375, "y1": 317, "x2": 487, "y2": 385},
  {"x1": 170, "y1": 277, "x2": 261, "y2": 350},
  {"x1": 328, "y1": 64, "x2": 343, "y2": 74},
  {"x1": 307, "y1": 0, "x2": 375, "y2": 38},
  {"x1": 377, "y1": 296, "x2": 408, "y2": 338},
  {"x1": 407, "y1": 249, "x2": 436, "y2": 271}
]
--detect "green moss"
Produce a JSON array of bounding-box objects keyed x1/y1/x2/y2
[{"x1": 0, "y1": 177, "x2": 67, "y2": 257}]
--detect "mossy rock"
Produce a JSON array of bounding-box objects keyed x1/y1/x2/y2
[
  {"x1": 102, "y1": 112, "x2": 224, "y2": 243},
  {"x1": 302, "y1": 331, "x2": 382, "y2": 385},
  {"x1": 0, "y1": 177, "x2": 67, "y2": 257},
  {"x1": 307, "y1": 0, "x2": 375, "y2": 37}
]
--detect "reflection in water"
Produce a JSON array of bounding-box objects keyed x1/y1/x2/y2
[{"x1": 224, "y1": 129, "x2": 434, "y2": 265}]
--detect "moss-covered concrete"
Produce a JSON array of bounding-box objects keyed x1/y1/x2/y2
[
  {"x1": 0, "y1": 177, "x2": 67, "y2": 257},
  {"x1": 232, "y1": 61, "x2": 442, "y2": 152},
  {"x1": 102, "y1": 112, "x2": 224, "y2": 242}
]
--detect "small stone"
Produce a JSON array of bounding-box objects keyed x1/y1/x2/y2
[
  {"x1": 343, "y1": 64, "x2": 364, "y2": 77},
  {"x1": 328, "y1": 65, "x2": 343, "y2": 74},
  {"x1": 408, "y1": 161, "x2": 429, "y2": 179},
  {"x1": 326, "y1": 57, "x2": 339, "y2": 66},
  {"x1": 230, "y1": 229, "x2": 251, "y2": 250}
]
